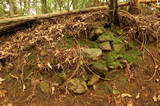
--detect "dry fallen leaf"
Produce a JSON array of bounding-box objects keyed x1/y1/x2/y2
[
  {"x1": 157, "y1": 95, "x2": 160, "y2": 101},
  {"x1": 136, "y1": 93, "x2": 140, "y2": 99},
  {"x1": 51, "y1": 87, "x2": 55, "y2": 95},
  {"x1": 7, "y1": 103, "x2": 13, "y2": 106},
  {"x1": 47, "y1": 62, "x2": 52, "y2": 69},
  {"x1": 127, "y1": 103, "x2": 133, "y2": 106},
  {"x1": 0, "y1": 77, "x2": 5, "y2": 85},
  {"x1": 156, "y1": 78, "x2": 159, "y2": 82},
  {"x1": 121, "y1": 93, "x2": 132, "y2": 98},
  {"x1": 153, "y1": 95, "x2": 157, "y2": 102},
  {"x1": 153, "y1": 94, "x2": 160, "y2": 102},
  {"x1": 0, "y1": 89, "x2": 7, "y2": 98}
]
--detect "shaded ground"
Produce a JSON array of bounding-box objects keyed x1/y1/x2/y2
[{"x1": 0, "y1": 8, "x2": 160, "y2": 106}]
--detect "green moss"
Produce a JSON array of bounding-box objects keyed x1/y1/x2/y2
[
  {"x1": 100, "y1": 31, "x2": 123, "y2": 44},
  {"x1": 102, "y1": 32, "x2": 115, "y2": 39},
  {"x1": 56, "y1": 37, "x2": 100, "y2": 48},
  {"x1": 94, "y1": 82, "x2": 112, "y2": 93},
  {"x1": 108, "y1": 61, "x2": 123, "y2": 68},
  {"x1": 112, "y1": 27, "x2": 124, "y2": 35},
  {"x1": 27, "y1": 53, "x2": 36, "y2": 61},
  {"x1": 78, "y1": 39, "x2": 100, "y2": 48},
  {"x1": 126, "y1": 41, "x2": 138, "y2": 50},
  {"x1": 79, "y1": 74, "x2": 90, "y2": 82},
  {"x1": 102, "y1": 48, "x2": 141, "y2": 67},
  {"x1": 116, "y1": 76, "x2": 128, "y2": 88},
  {"x1": 96, "y1": 26, "x2": 106, "y2": 32},
  {"x1": 91, "y1": 60, "x2": 108, "y2": 75},
  {"x1": 105, "y1": 69, "x2": 124, "y2": 79},
  {"x1": 56, "y1": 37, "x2": 75, "y2": 48},
  {"x1": 122, "y1": 49, "x2": 142, "y2": 63},
  {"x1": 103, "y1": 51, "x2": 123, "y2": 66}
]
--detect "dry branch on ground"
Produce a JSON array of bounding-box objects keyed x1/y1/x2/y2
[{"x1": 119, "y1": 10, "x2": 160, "y2": 43}]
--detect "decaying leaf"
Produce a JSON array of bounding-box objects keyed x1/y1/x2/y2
[
  {"x1": 47, "y1": 62, "x2": 52, "y2": 69},
  {"x1": 121, "y1": 93, "x2": 132, "y2": 98},
  {"x1": 0, "y1": 89, "x2": 7, "y2": 98},
  {"x1": 0, "y1": 77, "x2": 5, "y2": 85}
]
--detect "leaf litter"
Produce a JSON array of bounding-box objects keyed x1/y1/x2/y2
[{"x1": 0, "y1": 8, "x2": 159, "y2": 105}]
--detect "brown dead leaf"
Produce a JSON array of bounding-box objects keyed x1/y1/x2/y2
[
  {"x1": 157, "y1": 95, "x2": 160, "y2": 101},
  {"x1": 0, "y1": 77, "x2": 5, "y2": 84},
  {"x1": 121, "y1": 93, "x2": 132, "y2": 98},
  {"x1": 0, "y1": 89, "x2": 7, "y2": 98},
  {"x1": 153, "y1": 95, "x2": 157, "y2": 102}
]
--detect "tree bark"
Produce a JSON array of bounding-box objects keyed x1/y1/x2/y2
[
  {"x1": 23, "y1": 0, "x2": 27, "y2": 14},
  {"x1": 7, "y1": 0, "x2": 18, "y2": 16},
  {"x1": 41, "y1": 0, "x2": 48, "y2": 13},
  {"x1": 109, "y1": 0, "x2": 119, "y2": 26},
  {"x1": 129, "y1": 0, "x2": 140, "y2": 14},
  {"x1": 72, "y1": 0, "x2": 77, "y2": 9}
]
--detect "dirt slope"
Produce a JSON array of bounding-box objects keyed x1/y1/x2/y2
[{"x1": 0, "y1": 7, "x2": 160, "y2": 106}]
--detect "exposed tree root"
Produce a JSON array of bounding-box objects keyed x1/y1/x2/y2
[{"x1": 119, "y1": 10, "x2": 160, "y2": 43}]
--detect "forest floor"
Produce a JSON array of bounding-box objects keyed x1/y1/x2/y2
[{"x1": 0, "y1": 7, "x2": 160, "y2": 106}]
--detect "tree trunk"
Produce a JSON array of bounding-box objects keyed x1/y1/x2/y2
[
  {"x1": 129, "y1": 0, "x2": 140, "y2": 14},
  {"x1": 0, "y1": 1, "x2": 9, "y2": 16},
  {"x1": 7, "y1": 0, "x2": 18, "y2": 16},
  {"x1": 72, "y1": 0, "x2": 77, "y2": 9},
  {"x1": 27, "y1": 0, "x2": 31, "y2": 14},
  {"x1": 23, "y1": 0, "x2": 27, "y2": 14},
  {"x1": 41, "y1": 0, "x2": 48, "y2": 13},
  {"x1": 67, "y1": 0, "x2": 70, "y2": 11},
  {"x1": 19, "y1": 0, "x2": 23, "y2": 9},
  {"x1": 109, "y1": 0, "x2": 119, "y2": 26}
]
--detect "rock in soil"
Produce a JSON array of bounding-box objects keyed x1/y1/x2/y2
[
  {"x1": 98, "y1": 34, "x2": 112, "y2": 42},
  {"x1": 100, "y1": 42, "x2": 112, "y2": 51},
  {"x1": 82, "y1": 48, "x2": 102, "y2": 60},
  {"x1": 91, "y1": 60, "x2": 108, "y2": 76},
  {"x1": 67, "y1": 78, "x2": 88, "y2": 94},
  {"x1": 89, "y1": 28, "x2": 104, "y2": 41},
  {"x1": 88, "y1": 74, "x2": 100, "y2": 86},
  {"x1": 95, "y1": 28, "x2": 104, "y2": 36},
  {"x1": 39, "y1": 81, "x2": 50, "y2": 93},
  {"x1": 113, "y1": 43, "x2": 123, "y2": 52}
]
